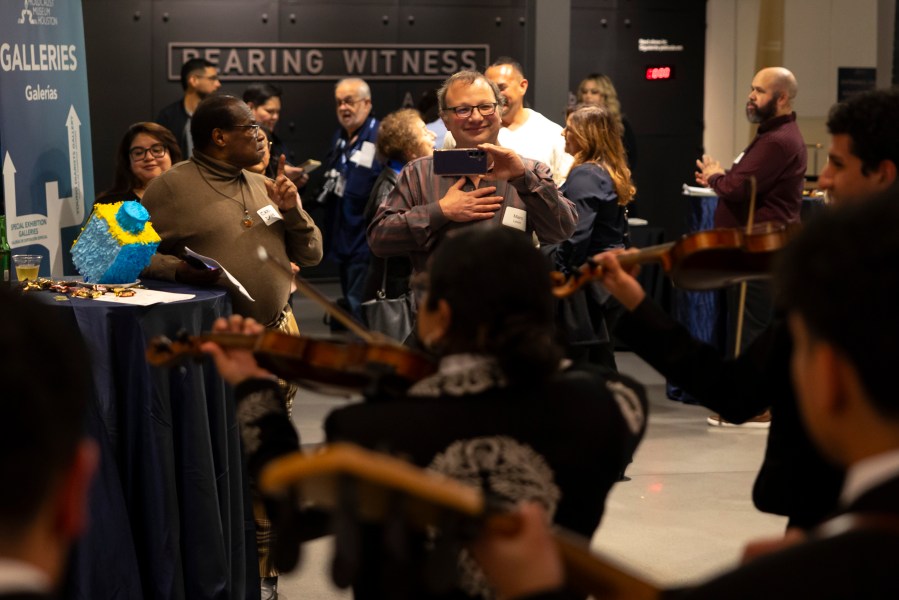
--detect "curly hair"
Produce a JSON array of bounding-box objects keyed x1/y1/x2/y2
[
  {"x1": 376, "y1": 108, "x2": 426, "y2": 162},
  {"x1": 565, "y1": 105, "x2": 635, "y2": 205}
]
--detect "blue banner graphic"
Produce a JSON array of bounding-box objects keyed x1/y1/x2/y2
[{"x1": 0, "y1": 0, "x2": 93, "y2": 276}]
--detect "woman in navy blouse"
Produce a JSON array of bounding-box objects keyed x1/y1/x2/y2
[{"x1": 554, "y1": 104, "x2": 636, "y2": 372}]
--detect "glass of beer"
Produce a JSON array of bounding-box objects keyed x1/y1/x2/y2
[{"x1": 12, "y1": 254, "x2": 42, "y2": 282}]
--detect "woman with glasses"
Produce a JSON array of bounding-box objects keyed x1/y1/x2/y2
[
  {"x1": 95, "y1": 122, "x2": 182, "y2": 204},
  {"x1": 553, "y1": 104, "x2": 636, "y2": 373}
]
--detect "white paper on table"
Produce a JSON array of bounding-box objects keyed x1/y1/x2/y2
[
  {"x1": 184, "y1": 246, "x2": 255, "y2": 302},
  {"x1": 682, "y1": 183, "x2": 718, "y2": 197},
  {"x1": 94, "y1": 289, "x2": 196, "y2": 306}
]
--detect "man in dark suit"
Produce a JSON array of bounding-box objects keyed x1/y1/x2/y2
[
  {"x1": 0, "y1": 289, "x2": 97, "y2": 599},
  {"x1": 472, "y1": 191, "x2": 899, "y2": 600},
  {"x1": 590, "y1": 87, "x2": 899, "y2": 529}
]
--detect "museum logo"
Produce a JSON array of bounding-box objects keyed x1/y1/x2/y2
[{"x1": 16, "y1": 0, "x2": 58, "y2": 26}]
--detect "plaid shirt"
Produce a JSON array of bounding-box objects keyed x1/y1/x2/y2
[{"x1": 367, "y1": 155, "x2": 577, "y2": 273}]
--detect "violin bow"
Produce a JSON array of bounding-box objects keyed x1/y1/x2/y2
[
  {"x1": 256, "y1": 247, "x2": 400, "y2": 347},
  {"x1": 733, "y1": 175, "x2": 757, "y2": 357}
]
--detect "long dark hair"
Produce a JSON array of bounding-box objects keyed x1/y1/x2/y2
[
  {"x1": 424, "y1": 227, "x2": 563, "y2": 385},
  {"x1": 98, "y1": 122, "x2": 181, "y2": 200}
]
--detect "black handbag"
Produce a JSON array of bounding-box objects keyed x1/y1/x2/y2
[{"x1": 361, "y1": 258, "x2": 416, "y2": 342}]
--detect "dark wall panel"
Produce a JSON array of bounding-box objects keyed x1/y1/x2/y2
[
  {"x1": 84, "y1": 0, "x2": 708, "y2": 261},
  {"x1": 570, "y1": 0, "x2": 706, "y2": 240}
]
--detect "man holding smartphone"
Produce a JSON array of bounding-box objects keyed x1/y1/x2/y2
[{"x1": 367, "y1": 70, "x2": 577, "y2": 276}]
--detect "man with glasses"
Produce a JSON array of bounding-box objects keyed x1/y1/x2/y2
[
  {"x1": 156, "y1": 58, "x2": 222, "y2": 158},
  {"x1": 319, "y1": 77, "x2": 383, "y2": 322},
  {"x1": 368, "y1": 70, "x2": 576, "y2": 277},
  {"x1": 143, "y1": 95, "x2": 322, "y2": 327},
  {"x1": 443, "y1": 58, "x2": 573, "y2": 186},
  {"x1": 142, "y1": 95, "x2": 322, "y2": 600}
]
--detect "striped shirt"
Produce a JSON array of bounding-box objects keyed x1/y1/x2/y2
[{"x1": 367, "y1": 155, "x2": 577, "y2": 274}]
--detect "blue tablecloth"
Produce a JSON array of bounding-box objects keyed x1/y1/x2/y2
[
  {"x1": 667, "y1": 196, "x2": 722, "y2": 403},
  {"x1": 35, "y1": 281, "x2": 257, "y2": 600}
]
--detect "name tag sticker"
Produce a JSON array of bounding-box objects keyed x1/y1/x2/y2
[
  {"x1": 334, "y1": 174, "x2": 347, "y2": 197},
  {"x1": 502, "y1": 206, "x2": 527, "y2": 231},
  {"x1": 350, "y1": 141, "x2": 376, "y2": 169},
  {"x1": 258, "y1": 205, "x2": 283, "y2": 226}
]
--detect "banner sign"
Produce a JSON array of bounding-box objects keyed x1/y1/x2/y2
[
  {"x1": 169, "y1": 43, "x2": 490, "y2": 81},
  {"x1": 0, "y1": 0, "x2": 93, "y2": 277}
]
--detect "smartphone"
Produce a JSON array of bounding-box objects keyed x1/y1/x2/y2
[
  {"x1": 298, "y1": 159, "x2": 322, "y2": 174},
  {"x1": 433, "y1": 149, "x2": 488, "y2": 176}
]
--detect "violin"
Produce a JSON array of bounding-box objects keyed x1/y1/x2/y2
[
  {"x1": 146, "y1": 329, "x2": 435, "y2": 394},
  {"x1": 147, "y1": 263, "x2": 435, "y2": 394},
  {"x1": 551, "y1": 221, "x2": 797, "y2": 298},
  {"x1": 260, "y1": 443, "x2": 659, "y2": 599}
]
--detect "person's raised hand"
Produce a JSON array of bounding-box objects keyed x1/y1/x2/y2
[
  {"x1": 200, "y1": 315, "x2": 275, "y2": 387},
  {"x1": 591, "y1": 249, "x2": 646, "y2": 311},
  {"x1": 479, "y1": 142, "x2": 526, "y2": 181},
  {"x1": 266, "y1": 154, "x2": 300, "y2": 211},
  {"x1": 438, "y1": 177, "x2": 503, "y2": 222}
]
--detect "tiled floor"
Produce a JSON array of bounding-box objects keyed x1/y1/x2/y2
[{"x1": 269, "y1": 284, "x2": 786, "y2": 598}]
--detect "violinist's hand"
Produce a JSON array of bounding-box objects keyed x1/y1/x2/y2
[
  {"x1": 592, "y1": 249, "x2": 646, "y2": 311},
  {"x1": 201, "y1": 315, "x2": 275, "y2": 386},
  {"x1": 266, "y1": 155, "x2": 301, "y2": 211},
  {"x1": 469, "y1": 502, "x2": 564, "y2": 600},
  {"x1": 695, "y1": 153, "x2": 724, "y2": 187},
  {"x1": 438, "y1": 177, "x2": 503, "y2": 222},
  {"x1": 479, "y1": 142, "x2": 526, "y2": 181}
]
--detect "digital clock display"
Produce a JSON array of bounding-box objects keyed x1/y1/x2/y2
[{"x1": 645, "y1": 66, "x2": 674, "y2": 80}]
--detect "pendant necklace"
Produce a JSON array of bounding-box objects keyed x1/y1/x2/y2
[{"x1": 195, "y1": 162, "x2": 254, "y2": 228}]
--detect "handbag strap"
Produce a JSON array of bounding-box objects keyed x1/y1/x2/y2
[{"x1": 377, "y1": 257, "x2": 389, "y2": 299}]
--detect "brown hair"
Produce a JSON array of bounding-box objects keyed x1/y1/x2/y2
[
  {"x1": 577, "y1": 73, "x2": 624, "y2": 133},
  {"x1": 376, "y1": 109, "x2": 426, "y2": 162},
  {"x1": 99, "y1": 122, "x2": 181, "y2": 200},
  {"x1": 566, "y1": 105, "x2": 635, "y2": 205}
]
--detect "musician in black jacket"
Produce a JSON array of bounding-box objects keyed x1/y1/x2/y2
[
  {"x1": 474, "y1": 188, "x2": 899, "y2": 600},
  {"x1": 204, "y1": 227, "x2": 647, "y2": 599}
]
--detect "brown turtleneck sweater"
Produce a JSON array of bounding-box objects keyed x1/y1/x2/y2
[{"x1": 141, "y1": 151, "x2": 323, "y2": 324}]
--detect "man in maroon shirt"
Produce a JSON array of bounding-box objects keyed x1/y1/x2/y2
[
  {"x1": 694, "y1": 67, "x2": 806, "y2": 426},
  {"x1": 696, "y1": 67, "x2": 807, "y2": 228}
]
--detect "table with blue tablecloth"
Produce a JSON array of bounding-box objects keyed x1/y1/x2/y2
[{"x1": 34, "y1": 280, "x2": 256, "y2": 600}]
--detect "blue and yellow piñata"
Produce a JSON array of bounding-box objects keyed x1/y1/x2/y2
[{"x1": 72, "y1": 201, "x2": 161, "y2": 283}]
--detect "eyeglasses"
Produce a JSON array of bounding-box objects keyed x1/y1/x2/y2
[
  {"x1": 443, "y1": 103, "x2": 498, "y2": 119},
  {"x1": 230, "y1": 124, "x2": 261, "y2": 136},
  {"x1": 129, "y1": 144, "x2": 167, "y2": 161},
  {"x1": 336, "y1": 97, "x2": 365, "y2": 108}
]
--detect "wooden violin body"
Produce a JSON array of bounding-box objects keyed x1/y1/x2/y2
[
  {"x1": 552, "y1": 222, "x2": 797, "y2": 298},
  {"x1": 261, "y1": 443, "x2": 660, "y2": 600},
  {"x1": 146, "y1": 330, "x2": 436, "y2": 394}
]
